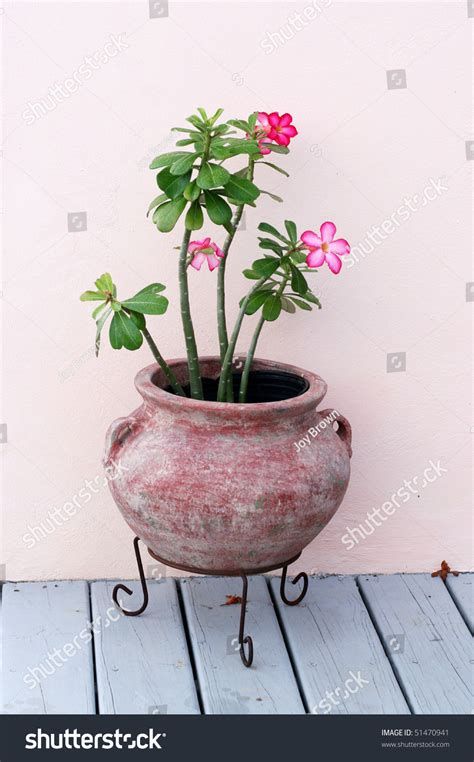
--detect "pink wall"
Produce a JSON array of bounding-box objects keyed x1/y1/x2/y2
[{"x1": 2, "y1": 1, "x2": 472, "y2": 580}]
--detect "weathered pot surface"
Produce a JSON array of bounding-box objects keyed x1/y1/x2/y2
[{"x1": 104, "y1": 356, "x2": 352, "y2": 573}]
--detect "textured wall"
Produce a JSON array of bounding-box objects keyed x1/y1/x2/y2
[{"x1": 2, "y1": 0, "x2": 472, "y2": 580}]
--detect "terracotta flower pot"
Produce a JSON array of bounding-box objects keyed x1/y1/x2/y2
[{"x1": 104, "y1": 357, "x2": 352, "y2": 573}]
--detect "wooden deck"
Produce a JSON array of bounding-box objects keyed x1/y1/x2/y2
[{"x1": 1, "y1": 573, "x2": 472, "y2": 715}]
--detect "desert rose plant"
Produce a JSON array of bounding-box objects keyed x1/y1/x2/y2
[{"x1": 81, "y1": 108, "x2": 350, "y2": 403}]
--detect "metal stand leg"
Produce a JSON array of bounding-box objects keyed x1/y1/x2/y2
[
  {"x1": 280, "y1": 563, "x2": 308, "y2": 606},
  {"x1": 110, "y1": 539, "x2": 307, "y2": 667},
  {"x1": 112, "y1": 536, "x2": 149, "y2": 616},
  {"x1": 238, "y1": 573, "x2": 253, "y2": 667}
]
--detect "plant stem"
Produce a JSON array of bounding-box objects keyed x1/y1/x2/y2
[
  {"x1": 238, "y1": 277, "x2": 288, "y2": 403},
  {"x1": 178, "y1": 227, "x2": 203, "y2": 399},
  {"x1": 217, "y1": 158, "x2": 255, "y2": 402},
  {"x1": 217, "y1": 158, "x2": 255, "y2": 361},
  {"x1": 216, "y1": 275, "x2": 268, "y2": 402},
  {"x1": 238, "y1": 315, "x2": 265, "y2": 403},
  {"x1": 142, "y1": 327, "x2": 186, "y2": 397}
]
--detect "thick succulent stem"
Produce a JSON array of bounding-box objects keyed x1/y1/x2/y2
[
  {"x1": 178, "y1": 228, "x2": 203, "y2": 399},
  {"x1": 239, "y1": 277, "x2": 288, "y2": 402},
  {"x1": 216, "y1": 275, "x2": 268, "y2": 402},
  {"x1": 217, "y1": 158, "x2": 255, "y2": 402},
  {"x1": 238, "y1": 315, "x2": 265, "y2": 403}
]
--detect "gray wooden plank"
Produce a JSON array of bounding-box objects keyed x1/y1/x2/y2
[
  {"x1": 2, "y1": 581, "x2": 95, "y2": 714},
  {"x1": 270, "y1": 575, "x2": 410, "y2": 714},
  {"x1": 358, "y1": 574, "x2": 472, "y2": 714},
  {"x1": 180, "y1": 576, "x2": 305, "y2": 714},
  {"x1": 446, "y1": 573, "x2": 473, "y2": 634},
  {"x1": 91, "y1": 580, "x2": 200, "y2": 715}
]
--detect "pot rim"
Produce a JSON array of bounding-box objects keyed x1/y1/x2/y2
[{"x1": 135, "y1": 356, "x2": 327, "y2": 418}]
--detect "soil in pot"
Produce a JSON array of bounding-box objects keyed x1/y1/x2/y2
[{"x1": 167, "y1": 370, "x2": 310, "y2": 403}]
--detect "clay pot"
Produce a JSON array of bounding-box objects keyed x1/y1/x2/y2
[{"x1": 104, "y1": 357, "x2": 352, "y2": 573}]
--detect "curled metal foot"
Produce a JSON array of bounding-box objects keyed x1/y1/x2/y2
[
  {"x1": 280, "y1": 563, "x2": 309, "y2": 606},
  {"x1": 240, "y1": 635, "x2": 254, "y2": 667},
  {"x1": 238, "y1": 573, "x2": 253, "y2": 667},
  {"x1": 112, "y1": 536, "x2": 149, "y2": 617}
]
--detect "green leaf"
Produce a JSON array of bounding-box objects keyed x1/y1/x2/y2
[
  {"x1": 147, "y1": 193, "x2": 168, "y2": 217},
  {"x1": 196, "y1": 107, "x2": 208, "y2": 122},
  {"x1": 122, "y1": 284, "x2": 168, "y2": 315},
  {"x1": 257, "y1": 222, "x2": 288, "y2": 243},
  {"x1": 80, "y1": 290, "x2": 105, "y2": 302},
  {"x1": 149, "y1": 151, "x2": 191, "y2": 170},
  {"x1": 152, "y1": 205, "x2": 164, "y2": 225},
  {"x1": 290, "y1": 249, "x2": 307, "y2": 265},
  {"x1": 288, "y1": 296, "x2": 312, "y2": 311},
  {"x1": 204, "y1": 190, "x2": 232, "y2": 225},
  {"x1": 263, "y1": 294, "x2": 282, "y2": 321},
  {"x1": 171, "y1": 127, "x2": 202, "y2": 135},
  {"x1": 95, "y1": 306, "x2": 112, "y2": 356},
  {"x1": 303, "y1": 291, "x2": 322, "y2": 308},
  {"x1": 213, "y1": 124, "x2": 232, "y2": 136},
  {"x1": 169, "y1": 153, "x2": 197, "y2": 176},
  {"x1": 176, "y1": 138, "x2": 197, "y2": 146},
  {"x1": 94, "y1": 273, "x2": 113, "y2": 292},
  {"x1": 154, "y1": 197, "x2": 187, "y2": 232},
  {"x1": 211, "y1": 139, "x2": 259, "y2": 160},
  {"x1": 209, "y1": 107, "x2": 224, "y2": 125},
  {"x1": 226, "y1": 137, "x2": 259, "y2": 150},
  {"x1": 258, "y1": 238, "x2": 283, "y2": 254},
  {"x1": 92, "y1": 301, "x2": 108, "y2": 320},
  {"x1": 223, "y1": 174, "x2": 260, "y2": 204},
  {"x1": 197, "y1": 162, "x2": 230, "y2": 189},
  {"x1": 248, "y1": 111, "x2": 257, "y2": 131},
  {"x1": 109, "y1": 311, "x2": 123, "y2": 349},
  {"x1": 264, "y1": 144, "x2": 290, "y2": 155},
  {"x1": 243, "y1": 268, "x2": 260, "y2": 280},
  {"x1": 128, "y1": 310, "x2": 146, "y2": 331},
  {"x1": 284, "y1": 220, "x2": 297, "y2": 243},
  {"x1": 109, "y1": 311, "x2": 143, "y2": 351},
  {"x1": 252, "y1": 257, "x2": 281, "y2": 278},
  {"x1": 244, "y1": 290, "x2": 269, "y2": 315},
  {"x1": 186, "y1": 115, "x2": 206, "y2": 131},
  {"x1": 259, "y1": 161, "x2": 289, "y2": 177},
  {"x1": 157, "y1": 167, "x2": 192, "y2": 199},
  {"x1": 185, "y1": 200, "x2": 204, "y2": 231},
  {"x1": 221, "y1": 194, "x2": 256, "y2": 208},
  {"x1": 227, "y1": 119, "x2": 250, "y2": 132},
  {"x1": 280, "y1": 296, "x2": 296, "y2": 314},
  {"x1": 290, "y1": 264, "x2": 309, "y2": 295},
  {"x1": 110, "y1": 300, "x2": 122, "y2": 312},
  {"x1": 183, "y1": 181, "x2": 201, "y2": 202},
  {"x1": 260, "y1": 190, "x2": 283, "y2": 202}
]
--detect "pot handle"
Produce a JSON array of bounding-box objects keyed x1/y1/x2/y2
[
  {"x1": 103, "y1": 416, "x2": 134, "y2": 467},
  {"x1": 318, "y1": 408, "x2": 352, "y2": 458}
]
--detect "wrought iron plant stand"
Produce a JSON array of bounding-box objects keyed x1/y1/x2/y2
[{"x1": 113, "y1": 536, "x2": 309, "y2": 667}]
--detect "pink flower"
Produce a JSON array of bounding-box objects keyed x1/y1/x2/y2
[
  {"x1": 265, "y1": 112, "x2": 298, "y2": 147},
  {"x1": 250, "y1": 112, "x2": 298, "y2": 155},
  {"x1": 301, "y1": 222, "x2": 350, "y2": 275},
  {"x1": 188, "y1": 237, "x2": 224, "y2": 271},
  {"x1": 257, "y1": 136, "x2": 273, "y2": 155},
  {"x1": 256, "y1": 112, "x2": 272, "y2": 136},
  {"x1": 247, "y1": 112, "x2": 272, "y2": 155}
]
